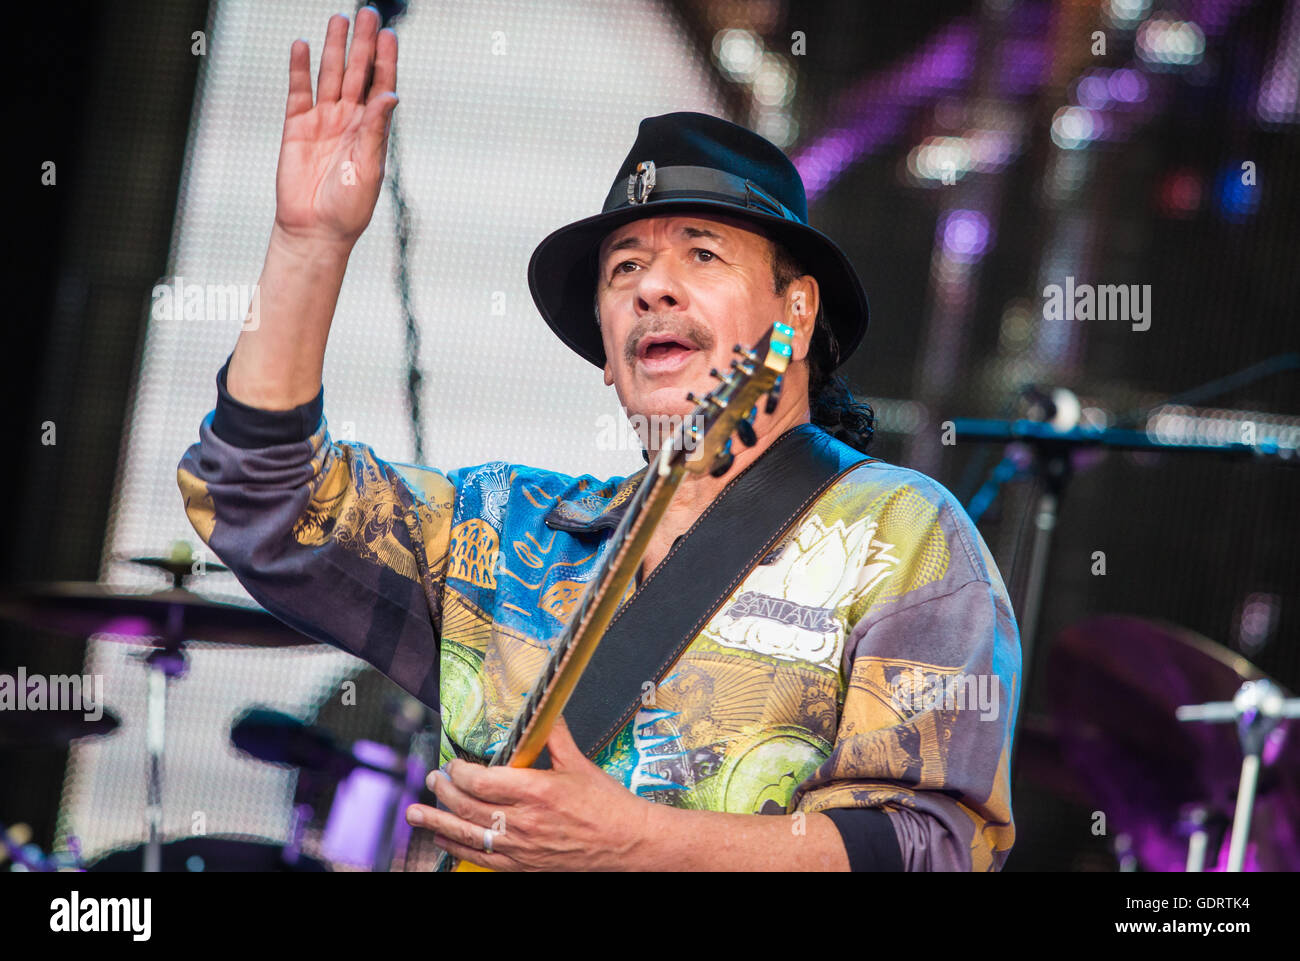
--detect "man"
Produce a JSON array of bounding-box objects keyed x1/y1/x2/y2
[{"x1": 178, "y1": 8, "x2": 1020, "y2": 871}]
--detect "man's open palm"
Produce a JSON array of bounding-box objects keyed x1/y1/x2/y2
[{"x1": 275, "y1": 6, "x2": 398, "y2": 248}]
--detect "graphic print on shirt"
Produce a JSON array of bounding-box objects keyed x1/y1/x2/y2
[
  {"x1": 591, "y1": 480, "x2": 961, "y2": 814},
  {"x1": 714, "y1": 513, "x2": 901, "y2": 671},
  {"x1": 293, "y1": 444, "x2": 450, "y2": 583},
  {"x1": 593, "y1": 653, "x2": 840, "y2": 812},
  {"x1": 461, "y1": 462, "x2": 512, "y2": 531}
]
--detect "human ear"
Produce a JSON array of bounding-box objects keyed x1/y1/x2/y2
[{"x1": 785, "y1": 275, "x2": 820, "y2": 362}]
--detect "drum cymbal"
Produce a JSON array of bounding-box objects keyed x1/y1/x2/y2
[
  {"x1": 1046, "y1": 615, "x2": 1300, "y2": 870},
  {"x1": 0, "y1": 582, "x2": 318, "y2": 649},
  {"x1": 124, "y1": 554, "x2": 229, "y2": 580}
]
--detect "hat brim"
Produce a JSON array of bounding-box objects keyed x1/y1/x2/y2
[{"x1": 527, "y1": 198, "x2": 869, "y2": 372}]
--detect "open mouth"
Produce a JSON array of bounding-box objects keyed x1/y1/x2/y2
[{"x1": 637, "y1": 334, "x2": 700, "y2": 372}]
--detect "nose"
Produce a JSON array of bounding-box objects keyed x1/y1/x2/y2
[{"x1": 633, "y1": 253, "x2": 687, "y2": 314}]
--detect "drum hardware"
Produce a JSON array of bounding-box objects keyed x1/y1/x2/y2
[
  {"x1": 1046, "y1": 615, "x2": 1300, "y2": 871},
  {"x1": 230, "y1": 703, "x2": 433, "y2": 871},
  {"x1": 1177, "y1": 804, "x2": 1214, "y2": 872},
  {"x1": 1111, "y1": 832, "x2": 1138, "y2": 872},
  {"x1": 1176, "y1": 678, "x2": 1300, "y2": 872},
  {"x1": 376, "y1": 696, "x2": 438, "y2": 871},
  {"x1": 0, "y1": 551, "x2": 321, "y2": 872},
  {"x1": 116, "y1": 546, "x2": 230, "y2": 586}
]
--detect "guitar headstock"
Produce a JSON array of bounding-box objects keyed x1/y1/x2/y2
[{"x1": 670, "y1": 321, "x2": 793, "y2": 477}]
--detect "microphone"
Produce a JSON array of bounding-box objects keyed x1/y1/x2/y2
[{"x1": 1019, "y1": 384, "x2": 1082, "y2": 431}]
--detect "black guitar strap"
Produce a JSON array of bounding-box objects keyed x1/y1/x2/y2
[{"x1": 532, "y1": 422, "x2": 874, "y2": 768}]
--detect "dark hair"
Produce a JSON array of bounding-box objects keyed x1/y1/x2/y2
[{"x1": 769, "y1": 239, "x2": 875, "y2": 453}]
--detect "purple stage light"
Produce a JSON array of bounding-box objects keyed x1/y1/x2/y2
[
  {"x1": 1107, "y1": 68, "x2": 1149, "y2": 104},
  {"x1": 1257, "y1": 0, "x2": 1300, "y2": 124},
  {"x1": 939, "y1": 210, "x2": 992, "y2": 263},
  {"x1": 1076, "y1": 74, "x2": 1111, "y2": 109}
]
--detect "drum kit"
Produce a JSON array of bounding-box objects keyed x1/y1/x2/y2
[
  {"x1": 1, "y1": 543, "x2": 1297, "y2": 871},
  {"x1": 0, "y1": 546, "x2": 439, "y2": 873},
  {"x1": 1016, "y1": 616, "x2": 1300, "y2": 871}
]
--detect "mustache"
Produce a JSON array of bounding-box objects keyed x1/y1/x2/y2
[{"x1": 623, "y1": 315, "x2": 717, "y2": 366}]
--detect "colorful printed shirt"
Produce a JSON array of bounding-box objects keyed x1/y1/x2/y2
[{"x1": 178, "y1": 361, "x2": 1021, "y2": 870}]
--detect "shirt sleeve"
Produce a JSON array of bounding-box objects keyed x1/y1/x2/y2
[
  {"x1": 176, "y1": 358, "x2": 458, "y2": 710},
  {"x1": 789, "y1": 493, "x2": 1021, "y2": 872},
  {"x1": 822, "y1": 807, "x2": 903, "y2": 871}
]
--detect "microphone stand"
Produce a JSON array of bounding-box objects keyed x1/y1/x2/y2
[
  {"x1": 952, "y1": 419, "x2": 1292, "y2": 769},
  {"x1": 954, "y1": 355, "x2": 1298, "y2": 770}
]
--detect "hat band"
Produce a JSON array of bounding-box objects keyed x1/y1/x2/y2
[{"x1": 601, "y1": 164, "x2": 805, "y2": 225}]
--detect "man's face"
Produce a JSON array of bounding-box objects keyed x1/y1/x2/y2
[{"x1": 595, "y1": 213, "x2": 818, "y2": 425}]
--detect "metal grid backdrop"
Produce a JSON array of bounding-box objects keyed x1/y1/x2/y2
[{"x1": 60, "y1": 0, "x2": 728, "y2": 865}]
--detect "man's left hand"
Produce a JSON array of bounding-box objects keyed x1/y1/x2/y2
[{"x1": 405, "y1": 715, "x2": 652, "y2": 871}]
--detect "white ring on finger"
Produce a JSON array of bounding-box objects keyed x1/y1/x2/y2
[{"x1": 483, "y1": 827, "x2": 495, "y2": 854}]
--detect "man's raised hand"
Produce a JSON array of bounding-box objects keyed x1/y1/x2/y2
[
  {"x1": 224, "y1": 7, "x2": 397, "y2": 410},
  {"x1": 275, "y1": 7, "x2": 398, "y2": 250}
]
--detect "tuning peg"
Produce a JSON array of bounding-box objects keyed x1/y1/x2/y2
[
  {"x1": 764, "y1": 374, "x2": 783, "y2": 415},
  {"x1": 709, "y1": 447, "x2": 735, "y2": 477},
  {"x1": 735, "y1": 418, "x2": 757, "y2": 447}
]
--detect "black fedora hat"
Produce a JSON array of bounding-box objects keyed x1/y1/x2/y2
[{"x1": 527, "y1": 111, "x2": 869, "y2": 373}]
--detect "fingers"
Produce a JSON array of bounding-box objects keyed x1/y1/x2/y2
[
  {"x1": 297, "y1": 9, "x2": 393, "y2": 119},
  {"x1": 285, "y1": 39, "x2": 313, "y2": 120},
  {"x1": 359, "y1": 90, "x2": 398, "y2": 145},
  {"x1": 445, "y1": 757, "x2": 546, "y2": 807},
  {"x1": 425, "y1": 768, "x2": 502, "y2": 828},
  {"x1": 341, "y1": 5, "x2": 381, "y2": 105},
  {"x1": 427, "y1": 831, "x2": 511, "y2": 872},
  {"x1": 405, "y1": 803, "x2": 514, "y2": 871},
  {"x1": 367, "y1": 25, "x2": 397, "y2": 104},
  {"x1": 316, "y1": 13, "x2": 351, "y2": 104}
]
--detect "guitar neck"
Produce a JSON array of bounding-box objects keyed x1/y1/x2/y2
[
  {"x1": 494, "y1": 451, "x2": 686, "y2": 769},
  {"x1": 435, "y1": 460, "x2": 685, "y2": 873}
]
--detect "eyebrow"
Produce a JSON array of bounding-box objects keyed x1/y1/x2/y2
[{"x1": 601, "y1": 225, "x2": 728, "y2": 261}]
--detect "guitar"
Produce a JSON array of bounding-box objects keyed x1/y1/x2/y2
[{"x1": 434, "y1": 321, "x2": 794, "y2": 871}]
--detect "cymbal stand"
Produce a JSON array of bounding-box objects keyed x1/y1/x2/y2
[
  {"x1": 1177, "y1": 679, "x2": 1300, "y2": 871},
  {"x1": 136, "y1": 599, "x2": 190, "y2": 873}
]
